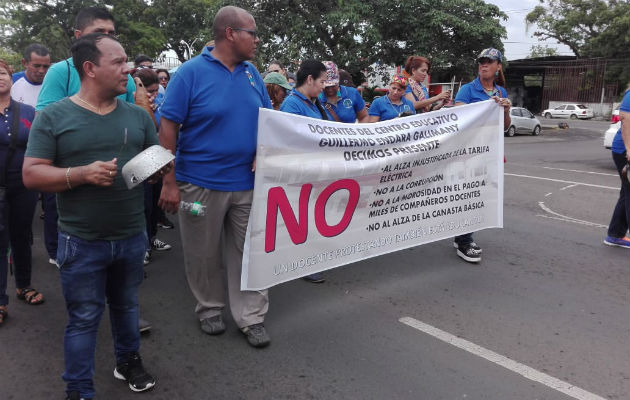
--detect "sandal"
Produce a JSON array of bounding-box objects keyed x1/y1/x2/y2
[
  {"x1": 0, "y1": 306, "x2": 7, "y2": 325},
  {"x1": 16, "y1": 288, "x2": 45, "y2": 305}
]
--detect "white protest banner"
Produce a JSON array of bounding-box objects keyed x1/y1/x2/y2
[{"x1": 242, "y1": 100, "x2": 504, "y2": 290}]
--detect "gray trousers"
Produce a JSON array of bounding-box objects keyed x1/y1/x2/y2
[{"x1": 177, "y1": 182, "x2": 268, "y2": 328}]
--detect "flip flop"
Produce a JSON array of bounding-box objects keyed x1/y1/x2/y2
[{"x1": 16, "y1": 288, "x2": 45, "y2": 305}]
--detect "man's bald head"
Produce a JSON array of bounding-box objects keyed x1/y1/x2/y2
[{"x1": 213, "y1": 6, "x2": 253, "y2": 42}]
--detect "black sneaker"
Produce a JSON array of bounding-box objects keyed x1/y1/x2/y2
[
  {"x1": 241, "y1": 323, "x2": 271, "y2": 348},
  {"x1": 114, "y1": 353, "x2": 156, "y2": 392},
  {"x1": 302, "y1": 272, "x2": 325, "y2": 283},
  {"x1": 200, "y1": 315, "x2": 226, "y2": 335},
  {"x1": 456, "y1": 243, "x2": 482, "y2": 263},
  {"x1": 453, "y1": 241, "x2": 482, "y2": 253},
  {"x1": 151, "y1": 237, "x2": 172, "y2": 251},
  {"x1": 157, "y1": 216, "x2": 174, "y2": 229},
  {"x1": 66, "y1": 391, "x2": 92, "y2": 400}
]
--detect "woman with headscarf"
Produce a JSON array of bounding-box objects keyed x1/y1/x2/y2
[
  {"x1": 403, "y1": 55, "x2": 450, "y2": 113},
  {"x1": 0, "y1": 59, "x2": 42, "y2": 325},
  {"x1": 451, "y1": 47, "x2": 511, "y2": 263},
  {"x1": 367, "y1": 75, "x2": 416, "y2": 122}
]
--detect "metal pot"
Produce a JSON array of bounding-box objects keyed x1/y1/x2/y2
[{"x1": 121, "y1": 145, "x2": 174, "y2": 189}]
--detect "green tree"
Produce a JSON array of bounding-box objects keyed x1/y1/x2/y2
[
  {"x1": 0, "y1": 0, "x2": 165, "y2": 62},
  {"x1": 234, "y1": 0, "x2": 506, "y2": 82},
  {"x1": 527, "y1": 44, "x2": 558, "y2": 58},
  {"x1": 146, "y1": 0, "x2": 218, "y2": 63},
  {"x1": 526, "y1": 0, "x2": 630, "y2": 84}
]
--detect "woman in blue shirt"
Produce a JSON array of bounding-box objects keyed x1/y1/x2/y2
[
  {"x1": 319, "y1": 61, "x2": 368, "y2": 123},
  {"x1": 604, "y1": 87, "x2": 630, "y2": 248},
  {"x1": 451, "y1": 47, "x2": 512, "y2": 263},
  {"x1": 279, "y1": 59, "x2": 328, "y2": 283},
  {"x1": 368, "y1": 75, "x2": 416, "y2": 122},
  {"x1": 280, "y1": 59, "x2": 328, "y2": 120},
  {"x1": 0, "y1": 60, "x2": 42, "y2": 326}
]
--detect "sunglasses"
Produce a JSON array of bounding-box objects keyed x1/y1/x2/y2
[{"x1": 231, "y1": 27, "x2": 258, "y2": 38}]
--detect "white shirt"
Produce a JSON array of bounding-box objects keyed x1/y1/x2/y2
[{"x1": 11, "y1": 73, "x2": 43, "y2": 107}]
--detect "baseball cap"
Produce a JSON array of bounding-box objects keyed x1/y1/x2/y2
[
  {"x1": 263, "y1": 72, "x2": 293, "y2": 90},
  {"x1": 323, "y1": 61, "x2": 339, "y2": 87},
  {"x1": 477, "y1": 48, "x2": 502, "y2": 63}
]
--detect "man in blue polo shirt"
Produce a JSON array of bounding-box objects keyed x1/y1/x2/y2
[{"x1": 158, "y1": 6, "x2": 273, "y2": 348}]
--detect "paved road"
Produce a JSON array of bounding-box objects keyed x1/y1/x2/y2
[{"x1": 2, "y1": 121, "x2": 628, "y2": 400}]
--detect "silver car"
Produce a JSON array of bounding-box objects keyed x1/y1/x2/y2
[
  {"x1": 542, "y1": 103, "x2": 594, "y2": 119},
  {"x1": 505, "y1": 107, "x2": 541, "y2": 136}
]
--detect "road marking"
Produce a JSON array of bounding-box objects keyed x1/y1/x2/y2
[
  {"x1": 399, "y1": 317, "x2": 607, "y2": 400},
  {"x1": 505, "y1": 173, "x2": 617, "y2": 190},
  {"x1": 545, "y1": 192, "x2": 553, "y2": 197},
  {"x1": 560, "y1": 184, "x2": 578, "y2": 191},
  {"x1": 538, "y1": 202, "x2": 607, "y2": 228},
  {"x1": 541, "y1": 166, "x2": 617, "y2": 177}
]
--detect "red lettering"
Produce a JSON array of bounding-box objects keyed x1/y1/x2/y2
[
  {"x1": 265, "y1": 184, "x2": 312, "y2": 253},
  {"x1": 314, "y1": 179, "x2": 360, "y2": 237}
]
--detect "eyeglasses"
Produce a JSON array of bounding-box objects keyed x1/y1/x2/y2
[
  {"x1": 269, "y1": 69, "x2": 281, "y2": 73},
  {"x1": 158, "y1": 76, "x2": 169, "y2": 81},
  {"x1": 231, "y1": 27, "x2": 258, "y2": 38}
]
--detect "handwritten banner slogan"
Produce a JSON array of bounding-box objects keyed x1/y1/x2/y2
[{"x1": 242, "y1": 100, "x2": 504, "y2": 290}]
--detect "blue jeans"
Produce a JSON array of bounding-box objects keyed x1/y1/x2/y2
[
  {"x1": 607, "y1": 151, "x2": 630, "y2": 237},
  {"x1": 454, "y1": 232, "x2": 473, "y2": 246},
  {"x1": 58, "y1": 231, "x2": 146, "y2": 398}
]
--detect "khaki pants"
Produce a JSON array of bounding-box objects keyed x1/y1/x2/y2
[{"x1": 177, "y1": 182, "x2": 268, "y2": 328}]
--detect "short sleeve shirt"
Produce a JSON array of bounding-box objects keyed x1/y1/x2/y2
[
  {"x1": 612, "y1": 89, "x2": 630, "y2": 154},
  {"x1": 368, "y1": 95, "x2": 415, "y2": 121},
  {"x1": 405, "y1": 84, "x2": 429, "y2": 101},
  {"x1": 318, "y1": 85, "x2": 366, "y2": 123},
  {"x1": 26, "y1": 99, "x2": 158, "y2": 240},
  {"x1": 455, "y1": 77, "x2": 507, "y2": 104},
  {"x1": 280, "y1": 89, "x2": 325, "y2": 119},
  {"x1": 11, "y1": 73, "x2": 42, "y2": 108},
  {"x1": 159, "y1": 47, "x2": 272, "y2": 191}
]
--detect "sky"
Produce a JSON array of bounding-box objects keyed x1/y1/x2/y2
[{"x1": 485, "y1": 0, "x2": 574, "y2": 60}]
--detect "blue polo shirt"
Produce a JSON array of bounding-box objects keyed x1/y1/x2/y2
[
  {"x1": 36, "y1": 57, "x2": 135, "y2": 111},
  {"x1": 455, "y1": 76, "x2": 507, "y2": 104},
  {"x1": 405, "y1": 84, "x2": 429, "y2": 101},
  {"x1": 611, "y1": 89, "x2": 630, "y2": 154},
  {"x1": 280, "y1": 89, "x2": 325, "y2": 119},
  {"x1": 318, "y1": 85, "x2": 365, "y2": 123},
  {"x1": 160, "y1": 46, "x2": 272, "y2": 191},
  {"x1": 368, "y1": 95, "x2": 415, "y2": 121}
]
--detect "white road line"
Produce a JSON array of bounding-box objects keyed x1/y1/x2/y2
[
  {"x1": 541, "y1": 166, "x2": 617, "y2": 177},
  {"x1": 399, "y1": 317, "x2": 607, "y2": 400},
  {"x1": 537, "y1": 214, "x2": 608, "y2": 229},
  {"x1": 545, "y1": 192, "x2": 553, "y2": 197},
  {"x1": 561, "y1": 184, "x2": 578, "y2": 191},
  {"x1": 538, "y1": 202, "x2": 608, "y2": 228},
  {"x1": 505, "y1": 173, "x2": 617, "y2": 190}
]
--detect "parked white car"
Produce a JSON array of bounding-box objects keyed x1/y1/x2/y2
[
  {"x1": 603, "y1": 109, "x2": 620, "y2": 149},
  {"x1": 542, "y1": 103, "x2": 594, "y2": 119},
  {"x1": 505, "y1": 107, "x2": 541, "y2": 136}
]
